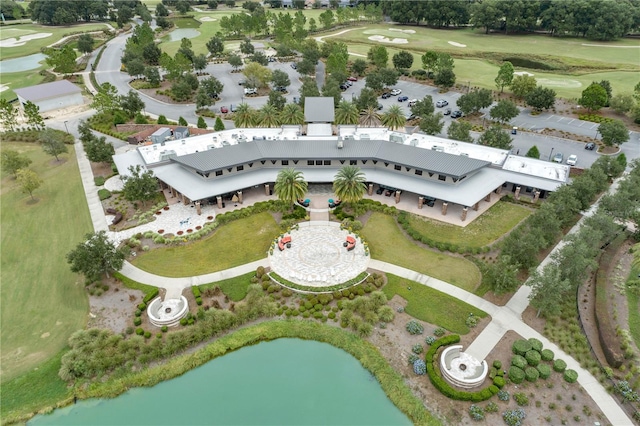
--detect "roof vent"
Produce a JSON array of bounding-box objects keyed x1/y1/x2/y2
[{"x1": 337, "y1": 137, "x2": 343, "y2": 149}]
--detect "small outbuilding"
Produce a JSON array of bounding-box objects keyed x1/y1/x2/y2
[
  {"x1": 150, "y1": 127, "x2": 172, "y2": 144},
  {"x1": 304, "y1": 97, "x2": 335, "y2": 137},
  {"x1": 174, "y1": 126, "x2": 189, "y2": 139},
  {"x1": 14, "y1": 80, "x2": 83, "y2": 113}
]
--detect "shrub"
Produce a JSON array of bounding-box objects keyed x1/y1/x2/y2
[
  {"x1": 525, "y1": 350, "x2": 541, "y2": 367},
  {"x1": 540, "y1": 349, "x2": 554, "y2": 361},
  {"x1": 485, "y1": 402, "x2": 499, "y2": 413},
  {"x1": 433, "y1": 327, "x2": 446, "y2": 336},
  {"x1": 508, "y1": 366, "x2": 525, "y2": 384},
  {"x1": 537, "y1": 363, "x2": 551, "y2": 379},
  {"x1": 137, "y1": 303, "x2": 147, "y2": 310},
  {"x1": 493, "y1": 360, "x2": 502, "y2": 369},
  {"x1": 502, "y1": 408, "x2": 526, "y2": 426},
  {"x1": 94, "y1": 176, "x2": 106, "y2": 186},
  {"x1": 408, "y1": 354, "x2": 419, "y2": 365},
  {"x1": 134, "y1": 309, "x2": 142, "y2": 317},
  {"x1": 512, "y1": 339, "x2": 532, "y2": 356},
  {"x1": 469, "y1": 404, "x2": 485, "y2": 421},
  {"x1": 133, "y1": 317, "x2": 142, "y2": 326},
  {"x1": 553, "y1": 359, "x2": 567, "y2": 372},
  {"x1": 497, "y1": 390, "x2": 510, "y2": 401},
  {"x1": 135, "y1": 327, "x2": 144, "y2": 335},
  {"x1": 413, "y1": 359, "x2": 426, "y2": 375},
  {"x1": 563, "y1": 369, "x2": 578, "y2": 383},
  {"x1": 511, "y1": 355, "x2": 527, "y2": 369},
  {"x1": 412, "y1": 344, "x2": 423, "y2": 354},
  {"x1": 513, "y1": 392, "x2": 529, "y2": 406},
  {"x1": 493, "y1": 376, "x2": 505, "y2": 389},
  {"x1": 425, "y1": 336, "x2": 436, "y2": 345},
  {"x1": 465, "y1": 313, "x2": 478, "y2": 328},
  {"x1": 405, "y1": 320, "x2": 424, "y2": 335},
  {"x1": 144, "y1": 331, "x2": 151, "y2": 339},
  {"x1": 613, "y1": 381, "x2": 640, "y2": 402},
  {"x1": 161, "y1": 325, "x2": 168, "y2": 333},
  {"x1": 98, "y1": 189, "x2": 111, "y2": 200},
  {"x1": 524, "y1": 366, "x2": 539, "y2": 382},
  {"x1": 528, "y1": 338, "x2": 543, "y2": 352}
]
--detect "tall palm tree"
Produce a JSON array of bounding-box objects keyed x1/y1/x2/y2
[
  {"x1": 279, "y1": 103, "x2": 305, "y2": 125},
  {"x1": 258, "y1": 103, "x2": 280, "y2": 128},
  {"x1": 233, "y1": 103, "x2": 258, "y2": 128},
  {"x1": 334, "y1": 100, "x2": 359, "y2": 125},
  {"x1": 333, "y1": 165, "x2": 367, "y2": 204},
  {"x1": 381, "y1": 105, "x2": 406, "y2": 130},
  {"x1": 274, "y1": 168, "x2": 308, "y2": 208},
  {"x1": 359, "y1": 106, "x2": 381, "y2": 127}
]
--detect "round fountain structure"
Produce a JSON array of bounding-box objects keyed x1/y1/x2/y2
[
  {"x1": 440, "y1": 345, "x2": 488, "y2": 389},
  {"x1": 147, "y1": 296, "x2": 189, "y2": 327}
]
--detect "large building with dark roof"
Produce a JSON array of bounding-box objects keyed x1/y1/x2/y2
[{"x1": 113, "y1": 123, "x2": 570, "y2": 222}]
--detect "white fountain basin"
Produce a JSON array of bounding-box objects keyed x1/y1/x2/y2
[
  {"x1": 147, "y1": 296, "x2": 189, "y2": 327},
  {"x1": 440, "y1": 345, "x2": 488, "y2": 389}
]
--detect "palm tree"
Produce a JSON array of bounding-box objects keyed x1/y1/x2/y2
[
  {"x1": 233, "y1": 103, "x2": 258, "y2": 128},
  {"x1": 258, "y1": 103, "x2": 280, "y2": 128},
  {"x1": 279, "y1": 103, "x2": 305, "y2": 125},
  {"x1": 334, "y1": 100, "x2": 359, "y2": 125},
  {"x1": 333, "y1": 165, "x2": 367, "y2": 204},
  {"x1": 359, "y1": 106, "x2": 381, "y2": 127},
  {"x1": 274, "y1": 168, "x2": 308, "y2": 208},
  {"x1": 381, "y1": 105, "x2": 406, "y2": 130}
]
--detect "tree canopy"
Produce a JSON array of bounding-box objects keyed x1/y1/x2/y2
[{"x1": 67, "y1": 231, "x2": 126, "y2": 282}]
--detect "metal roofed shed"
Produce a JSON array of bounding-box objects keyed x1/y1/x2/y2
[
  {"x1": 150, "y1": 127, "x2": 172, "y2": 144},
  {"x1": 304, "y1": 97, "x2": 335, "y2": 123},
  {"x1": 14, "y1": 80, "x2": 83, "y2": 113},
  {"x1": 174, "y1": 127, "x2": 189, "y2": 139}
]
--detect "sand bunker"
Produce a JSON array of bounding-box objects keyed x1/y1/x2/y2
[
  {"x1": 0, "y1": 84, "x2": 9, "y2": 93},
  {"x1": 514, "y1": 71, "x2": 535, "y2": 76},
  {"x1": 199, "y1": 16, "x2": 217, "y2": 22},
  {"x1": 367, "y1": 35, "x2": 408, "y2": 44},
  {"x1": 0, "y1": 33, "x2": 52, "y2": 47},
  {"x1": 389, "y1": 28, "x2": 416, "y2": 34},
  {"x1": 448, "y1": 41, "x2": 466, "y2": 47},
  {"x1": 536, "y1": 78, "x2": 582, "y2": 88}
]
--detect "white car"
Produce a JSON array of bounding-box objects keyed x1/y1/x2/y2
[
  {"x1": 566, "y1": 154, "x2": 578, "y2": 166},
  {"x1": 390, "y1": 89, "x2": 402, "y2": 96},
  {"x1": 244, "y1": 87, "x2": 257, "y2": 95}
]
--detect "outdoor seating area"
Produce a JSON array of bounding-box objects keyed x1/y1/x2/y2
[
  {"x1": 298, "y1": 199, "x2": 310, "y2": 208},
  {"x1": 376, "y1": 185, "x2": 397, "y2": 197},
  {"x1": 328, "y1": 198, "x2": 342, "y2": 208},
  {"x1": 278, "y1": 235, "x2": 292, "y2": 251},
  {"x1": 345, "y1": 235, "x2": 356, "y2": 251}
]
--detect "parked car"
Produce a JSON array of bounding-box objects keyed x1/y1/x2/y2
[
  {"x1": 443, "y1": 108, "x2": 451, "y2": 116},
  {"x1": 230, "y1": 104, "x2": 238, "y2": 112},
  {"x1": 347, "y1": 76, "x2": 358, "y2": 82},
  {"x1": 290, "y1": 62, "x2": 297, "y2": 69},
  {"x1": 274, "y1": 86, "x2": 287, "y2": 92},
  {"x1": 408, "y1": 99, "x2": 417, "y2": 106},
  {"x1": 377, "y1": 103, "x2": 383, "y2": 110},
  {"x1": 390, "y1": 89, "x2": 402, "y2": 96},
  {"x1": 340, "y1": 83, "x2": 348, "y2": 91},
  {"x1": 220, "y1": 106, "x2": 229, "y2": 113},
  {"x1": 566, "y1": 154, "x2": 578, "y2": 166},
  {"x1": 244, "y1": 87, "x2": 257, "y2": 95},
  {"x1": 345, "y1": 80, "x2": 352, "y2": 87},
  {"x1": 398, "y1": 96, "x2": 409, "y2": 102},
  {"x1": 451, "y1": 110, "x2": 463, "y2": 118},
  {"x1": 268, "y1": 56, "x2": 276, "y2": 62},
  {"x1": 585, "y1": 142, "x2": 596, "y2": 150},
  {"x1": 436, "y1": 99, "x2": 449, "y2": 107},
  {"x1": 381, "y1": 92, "x2": 391, "y2": 99},
  {"x1": 553, "y1": 152, "x2": 564, "y2": 163}
]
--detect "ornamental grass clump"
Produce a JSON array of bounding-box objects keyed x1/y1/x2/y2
[
  {"x1": 405, "y1": 320, "x2": 424, "y2": 335},
  {"x1": 412, "y1": 344, "x2": 423, "y2": 354},
  {"x1": 497, "y1": 390, "x2": 510, "y2": 401},
  {"x1": 425, "y1": 336, "x2": 436, "y2": 345},
  {"x1": 468, "y1": 404, "x2": 485, "y2": 421},
  {"x1": 413, "y1": 359, "x2": 426, "y2": 375},
  {"x1": 502, "y1": 408, "x2": 526, "y2": 426}
]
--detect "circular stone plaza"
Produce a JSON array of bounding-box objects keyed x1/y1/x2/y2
[{"x1": 268, "y1": 222, "x2": 370, "y2": 288}]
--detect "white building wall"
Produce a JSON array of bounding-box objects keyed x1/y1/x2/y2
[{"x1": 19, "y1": 93, "x2": 84, "y2": 113}]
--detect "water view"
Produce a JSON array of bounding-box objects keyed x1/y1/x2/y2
[
  {"x1": 166, "y1": 28, "x2": 200, "y2": 42},
  {"x1": 29, "y1": 339, "x2": 411, "y2": 425},
  {"x1": 0, "y1": 53, "x2": 46, "y2": 73}
]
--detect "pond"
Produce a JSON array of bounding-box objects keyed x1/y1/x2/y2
[
  {"x1": 29, "y1": 339, "x2": 411, "y2": 425},
  {"x1": 166, "y1": 28, "x2": 201, "y2": 42},
  {"x1": 0, "y1": 53, "x2": 47, "y2": 73}
]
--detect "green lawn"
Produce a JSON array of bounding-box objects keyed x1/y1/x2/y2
[
  {"x1": 132, "y1": 212, "x2": 279, "y2": 277},
  {"x1": 407, "y1": 201, "x2": 531, "y2": 249},
  {"x1": 200, "y1": 271, "x2": 255, "y2": 301},
  {"x1": 1, "y1": 66, "x2": 48, "y2": 101},
  {"x1": 0, "y1": 142, "x2": 92, "y2": 383},
  {"x1": 382, "y1": 274, "x2": 487, "y2": 335},
  {"x1": 626, "y1": 266, "x2": 640, "y2": 350},
  {"x1": 361, "y1": 213, "x2": 481, "y2": 292}
]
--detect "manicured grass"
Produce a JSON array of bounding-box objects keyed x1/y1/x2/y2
[
  {"x1": 0, "y1": 22, "x2": 110, "y2": 59},
  {"x1": 112, "y1": 271, "x2": 158, "y2": 297},
  {"x1": 0, "y1": 350, "x2": 71, "y2": 422},
  {"x1": 407, "y1": 201, "x2": 531, "y2": 249},
  {"x1": 200, "y1": 271, "x2": 255, "y2": 301},
  {"x1": 0, "y1": 66, "x2": 48, "y2": 101},
  {"x1": 382, "y1": 274, "x2": 487, "y2": 335},
  {"x1": 131, "y1": 212, "x2": 279, "y2": 277},
  {"x1": 0, "y1": 142, "x2": 91, "y2": 382},
  {"x1": 361, "y1": 213, "x2": 481, "y2": 292},
  {"x1": 626, "y1": 266, "x2": 640, "y2": 350}
]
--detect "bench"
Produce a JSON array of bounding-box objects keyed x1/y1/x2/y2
[
  {"x1": 346, "y1": 235, "x2": 356, "y2": 251},
  {"x1": 278, "y1": 235, "x2": 292, "y2": 251},
  {"x1": 112, "y1": 213, "x2": 123, "y2": 225}
]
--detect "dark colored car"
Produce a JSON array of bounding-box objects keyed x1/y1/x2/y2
[
  {"x1": 268, "y1": 56, "x2": 276, "y2": 62},
  {"x1": 451, "y1": 110, "x2": 463, "y2": 118},
  {"x1": 424, "y1": 196, "x2": 436, "y2": 207},
  {"x1": 340, "y1": 83, "x2": 348, "y2": 91},
  {"x1": 377, "y1": 103, "x2": 383, "y2": 110},
  {"x1": 585, "y1": 142, "x2": 596, "y2": 150},
  {"x1": 274, "y1": 86, "x2": 287, "y2": 92},
  {"x1": 443, "y1": 108, "x2": 451, "y2": 116},
  {"x1": 220, "y1": 106, "x2": 229, "y2": 113},
  {"x1": 398, "y1": 96, "x2": 409, "y2": 102},
  {"x1": 290, "y1": 62, "x2": 297, "y2": 69},
  {"x1": 376, "y1": 186, "x2": 384, "y2": 195},
  {"x1": 238, "y1": 80, "x2": 246, "y2": 85},
  {"x1": 381, "y1": 92, "x2": 391, "y2": 99}
]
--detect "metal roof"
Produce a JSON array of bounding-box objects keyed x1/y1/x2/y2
[
  {"x1": 14, "y1": 80, "x2": 81, "y2": 102},
  {"x1": 169, "y1": 139, "x2": 489, "y2": 178},
  {"x1": 304, "y1": 97, "x2": 335, "y2": 122}
]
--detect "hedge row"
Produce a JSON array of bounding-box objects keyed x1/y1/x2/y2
[
  {"x1": 268, "y1": 271, "x2": 369, "y2": 294},
  {"x1": 142, "y1": 288, "x2": 159, "y2": 304},
  {"x1": 425, "y1": 335, "x2": 499, "y2": 402}
]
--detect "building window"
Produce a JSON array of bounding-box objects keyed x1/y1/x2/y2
[
  {"x1": 237, "y1": 165, "x2": 244, "y2": 171},
  {"x1": 394, "y1": 165, "x2": 401, "y2": 171},
  {"x1": 362, "y1": 160, "x2": 367, "y2": 165},
  {"x1": 340, "y1": 160, "x2": 345, "y2": 164},
  {"x1": 438, "y1": 174, "x2": 446, "y2": 181},
  {"x1": 248, "y1": 163, "x2": 253, "y2": 168},
  {"x1": 293, "y1": 160, "x2": 298, "y2": 164},
  {"x1": 372, "y1": 160, "x2": 378, "y2": 165},
  {"x1": 315, "y1": 160, "x2": 322, "y2": 165},
  {"x1": 323, "y1": 160, "x2": 331, "y2": 165},
  {"x1": 452, "y1": 177, "x2": 458, "y2": 183},
  {"x1": 415, "y1": 170, "x2": 422, "y2": 176},
  {"x1": 227, "y1": 168, "x2": 233, "y2": 172},
  {"x1": 271, "y1": 160, "x2": 277, "y2": 165},
  {"x1": 282, "y1": 160, "x2": 289, "y2": 166},
  {"x1": 350, "y1": 160, "x2": 357, "y2": 165},
  {"x1": 307, "y1": 160, "x2": 314, "y2": 166},
  {"x1": 384, "y1": 162, "x2": 389, "y2": 167},
  {"x1": 260, "y1": 160, "x2": 266, "y2": 165},
  {"x1": 428, "y1": 172, "x2": 434, "y2": 177},
  {"x1": 215, "y1": 170, "x2": 223, "y2": 176}
]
